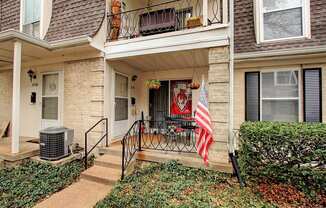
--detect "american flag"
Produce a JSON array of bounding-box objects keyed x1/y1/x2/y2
[{"x1": 194, "y1": 80, "x2": 214, "y2": 165}]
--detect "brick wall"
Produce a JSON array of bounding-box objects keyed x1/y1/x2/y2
[
  {"x1": 208, "y1": 47, "x2": 230, "y2": 162},
  {"x1": 0, "y1": 70, "x2": 12, "y2": 124},
  {"x1": 63, "y1": 58, "x2": 105, "y2": 146},
  {"x1": 235, "y1": 0, "x2": 326, "y2": 53},
  {"x1": 0, "y1": 0, "x2": 20, "y2": 31}
]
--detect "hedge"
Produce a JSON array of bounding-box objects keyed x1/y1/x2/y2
[{"x1": 238, "y1": 122, "x2": 326, "y2": 196}]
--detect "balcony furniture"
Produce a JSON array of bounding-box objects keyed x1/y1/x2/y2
[{"x1": 139, "y1": 8, "x2": 176, "y2": 36}]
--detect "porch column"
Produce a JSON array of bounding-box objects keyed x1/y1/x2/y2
[
  {"x1": 208, "y1": 47, "x2": 230, "y2": 163},
  {"x1": 11, "y1": 41, "x2": 22, "y2": 154}
]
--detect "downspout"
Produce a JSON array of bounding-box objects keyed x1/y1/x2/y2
[{"x1": 228, "y1": 0, "x2": 235, "y2": 154}]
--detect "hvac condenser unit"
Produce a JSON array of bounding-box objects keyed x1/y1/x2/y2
[{"x1": 39, "y1": 127, "x2": 74, "y2": 161}]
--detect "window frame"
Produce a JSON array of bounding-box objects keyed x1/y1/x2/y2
[
  {"x1": 254, "y1": 0, "x2": 311, "y2": 43},
  {"x1": 259, "y1": 68, "x2": 301, "y2": 122}
]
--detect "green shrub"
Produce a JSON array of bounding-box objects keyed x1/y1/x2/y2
[{"x1": 238, "y1": 122, "x2": 326, "y2": 196}]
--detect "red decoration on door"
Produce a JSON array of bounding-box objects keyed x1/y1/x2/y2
[{"x1": 170, "y1": 80, "x2": 192, "y2": 115}]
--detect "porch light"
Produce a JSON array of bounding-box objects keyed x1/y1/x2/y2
[{"x1": 27, "y1": 69, "x2": 36, "y2": 83}]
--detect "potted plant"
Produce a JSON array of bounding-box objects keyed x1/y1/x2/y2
[
  {"x1": 146, "y1": 79, "x2": 161, "y2": 90},
  {"x1": 186, "y1": 16, "x2": 203, "y2": 29},
  {"x1": 189, "y1": 82, "x2": 200, "y2": 90},
  {"x1": 110, "y1": 0, "x2": 122, "y2": 40}
]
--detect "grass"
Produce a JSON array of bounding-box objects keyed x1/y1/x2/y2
[
  {"x1": 95, "y1": 161, "x2": 275, "y2": 208},
  {"x1": 0, "y1": 159, "x2": 85, "y2": 208}
]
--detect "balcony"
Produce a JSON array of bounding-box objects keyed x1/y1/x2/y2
[{"x1": 107, "y1": 0, "x2": 228, "y2": 41}]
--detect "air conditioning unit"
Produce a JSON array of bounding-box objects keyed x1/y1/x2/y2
[{"x1": 39, "y1": 127, "x2": 74, "y2": 161}]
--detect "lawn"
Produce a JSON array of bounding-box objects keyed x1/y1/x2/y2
[
  {"x1": 96, "y1": 161, "x2": 278, "y2": 208},
  {"x1": 0, "y1": 160, "x2": 85, "y2": 208}
]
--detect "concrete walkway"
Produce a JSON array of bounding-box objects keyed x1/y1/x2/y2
[
  {"x1": 34, "y1": 147, "x2": 123, "y2": 208},
  {"x1": 34, "y1": 179, "x2": 112, "y2": 208}
]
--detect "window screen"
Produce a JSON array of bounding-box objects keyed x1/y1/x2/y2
[
  {"x1": 262, "y1": 0, "x2": 304, "y2": 40},
  {"x1": 245, "y1": 72, "x2": 260, "y2": 121},
  {"x1": 303, "y1": 69, "x2": 322, "y2": 122}
]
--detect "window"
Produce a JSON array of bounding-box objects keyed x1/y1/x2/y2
[
  {"x1": 42, "y1": 74, "x2": 59, "y2": 120},
  {"x1": 246, "y1": 70, "x2": 299, "y2": 122},
  {"x1": 23, "y1": 0, "x2": 41, "y2": 38},
  {"x1": 255, "y1": 0, "x2": 310, "y2": 42},
  {"x1": 115, "y1": 74, "x2": 128, "y2": 121}
]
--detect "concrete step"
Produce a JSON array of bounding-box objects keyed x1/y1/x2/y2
[
  {"x1": 81, "y1": 165, "x2": 121, "y2": 185},
  {"x1": 95, "y1": 154, "x2": 122, "y2": 169},
  {"x1": 136, "y1": 150, "x2": 233, "y2": 173},
  {"x1": 98, "y1": 145, "x2": 122, "y2": 156}
]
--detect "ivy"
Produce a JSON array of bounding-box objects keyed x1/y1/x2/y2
[
  {"x1": 95, "y1": 161, "x2": 274, "y2": 208},
  {"x1": 0, "y1": 160, "x2": 85, "y2": 208},
  {"x1": 238, "y1": 122, "x2": 326, "y2": 198}
]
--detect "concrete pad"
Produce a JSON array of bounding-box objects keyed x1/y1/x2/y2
[
  {"x1": 34, "y1": 179, "x2": 112, "y2": 208},
  {"x1": 0, "y1": 137, "x2": 39, "y2": 162}
]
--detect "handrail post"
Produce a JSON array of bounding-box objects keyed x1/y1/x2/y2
[
  {"x1": 105, "y1": 118, "x2": 109, "y2": 147},
  {"x1": 121, "y1": 138, "x2": 125, "y2": 179},
  {"x1": 84, "y1": 133, "x2": 88, "y2": 169},
  {"x1": 139, "y1": 112, "x2": 144, "y2": 151}
]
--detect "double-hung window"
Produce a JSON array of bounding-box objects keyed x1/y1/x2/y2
[
  {"x1": 246, "y1": 70, "x2": 300, "y2": 122},
  {"x1": 23, "y1": 0, "x2": 41, "y2": 38},
  {"x1": 255, "y1": 0, "x2": 310, "y2": 42}
]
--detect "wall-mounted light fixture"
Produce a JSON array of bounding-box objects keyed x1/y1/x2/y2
[
  {"x1": 27, "y1": 69, "x2": 37, "y2": 83},
  {"x1": 132, "y1": 75, "x2": 138, "y2": 81}
]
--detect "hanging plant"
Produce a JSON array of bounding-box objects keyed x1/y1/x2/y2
[
  {"x1": 146, "y1": 79, "x2": 161, "y2": 90},
  {"x1": 189, "y1": 82, "x2": 200, "y2": 90}
]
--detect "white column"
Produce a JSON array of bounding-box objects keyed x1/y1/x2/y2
[
  {"x1": 11, "y1": 41, "x2": 22, "y2": 154},
  {"x1": 203, "y1": 0, "x2": 208, "y2": 26}
]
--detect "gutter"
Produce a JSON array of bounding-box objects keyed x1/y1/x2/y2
[
  {"x1": 0, "y1": 29, "x2": 91, "y2": 50},
  {"x1": 228, "y1": 0, "x2": 235, "y2": 154},
  {"x1": 235, "y1": 45, "x2": 326, "y2": 61}
]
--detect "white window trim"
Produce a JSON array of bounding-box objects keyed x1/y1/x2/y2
[
  {"x1": 259, "y1": 68, "x2": 301, "y2": 122},
  {"x1": 20, "y1": 0, "x2": 44, "y2": 38},
  {"x1": 39, "y1": 71, "x2": 64, "y2": 126},
  {"x1": 254, "y1": 0, "x2": 311, "y2": 44}
]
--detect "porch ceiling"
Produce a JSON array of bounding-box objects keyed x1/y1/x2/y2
[{"x1": 109, "y1": 49, "x2": 209, "y2": 71}]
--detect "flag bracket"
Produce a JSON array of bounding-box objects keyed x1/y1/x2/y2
[{"x1": 229, "y1": 151, "x2": 246, "y2": 188}]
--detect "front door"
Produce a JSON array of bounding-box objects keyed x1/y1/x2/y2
[
  {"x1": 149, "y1": 81, "x2": 169, "y2": 121},
  {"x1": 113, "y1": 73, "x2": 129, "y2": 138},
  {"x1": 41, "y1": 72, "x2": 63, "y2": 129}
]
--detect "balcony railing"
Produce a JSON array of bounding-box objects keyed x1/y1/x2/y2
[{"x1": 108, "y1": 0, "x2": 228, "y2": 41}]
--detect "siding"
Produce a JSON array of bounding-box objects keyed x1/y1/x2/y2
[
  {"x1": 45, "y1": 0, "x2": 106, "y2": 42},
  {"x1": 234, "y1": 0, "x2": 326, "y2": 53},
  {"x1": 0, "y1": 0, "x2": 20, "y2": 32}
]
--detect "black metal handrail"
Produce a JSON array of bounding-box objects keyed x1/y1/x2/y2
[
  {"x1": 84, "y1": 118, "x2": 109, "y2": 169},
  {"x1": 108, "y1": 0, "x2": 224, "y2": 41},
  {"x1": 121, "y1": 119, "x2": 143, "y2": 179}
]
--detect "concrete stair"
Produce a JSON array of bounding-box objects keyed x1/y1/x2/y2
[{"x1": 34, "y1": 149, "x2": 123, "y2": 208}]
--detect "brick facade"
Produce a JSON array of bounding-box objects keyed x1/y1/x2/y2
[
  {"x1": 63, "y1": 58, "x2": 105, "y2": 146},
  {"x1": 235, "y1": 0, "x2": 326, "y2": 54},
  {"x1": 0, "y1": 70, "x2": 12, "y2": 124},
  {"x1": 0, "y1": 0, "x2": 20, "y2": 32},
  {"x1": 208, "y1": 47, "x2": 230, "y2": 162}
]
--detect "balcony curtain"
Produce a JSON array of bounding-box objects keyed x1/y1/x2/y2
[{"x1": 24, "y1": 0, "x2": 41, "y2": 25}]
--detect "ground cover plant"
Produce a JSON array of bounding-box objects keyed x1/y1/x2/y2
[
  {"x1": 96, "y1": 161, "x2": 277, "y2": 208},
  {"x1": 0, "y1": 159, "x2": 86, "y2": 208}
]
